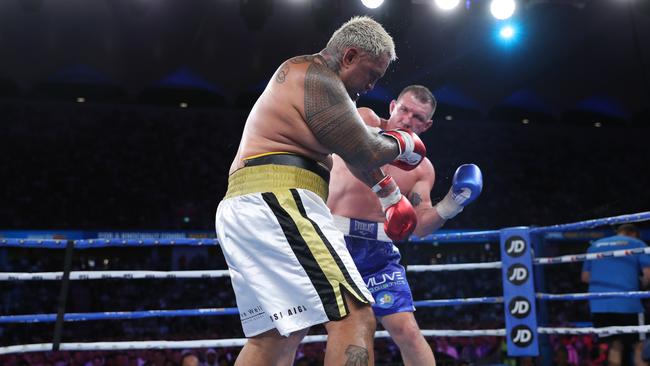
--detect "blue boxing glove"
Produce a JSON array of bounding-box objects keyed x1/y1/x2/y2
[{"x1": 435, "y1": 164, "x2": 483, "y2": 220}]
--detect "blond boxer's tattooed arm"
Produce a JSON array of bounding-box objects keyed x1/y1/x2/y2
[
  {"x1": 345, "y1": 164, "x2": 388, "y2": 191},
  {"x1": 304, "y1": 61, "x2": 399, "y2": 174}
]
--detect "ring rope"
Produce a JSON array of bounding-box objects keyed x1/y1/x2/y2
[
  {"x1": 8, "y1": 291, "x2": 650, "y2": 324},
  {"x1": 0, "y1": 270, "x2": 230, "y2": 281},
  {"x1": 534, "y1": 246, "x2": 650, "y2": 265},
  {"x1": 0, "y1": 330, "x2": 503, "y2": 355},
  {"x1": 0, "y1": 238, "x2": 220, "y2": 249},
  {"x1": 537, "y1": 290, "x2": 650, "y2": 301},
  {"x1": 4, "y1": 325, "x2": 650, "y2": 355},
  {"x1": 1, "y1": 210, "x2": 646, "y2": 249},
  {"x1": 407, "y1": 262, "x2": 502, "y2": 272},
  {"x1": 0, "y1": 239, "x2": 69, "y2": 248},
  {"x1": 9, "y1": 244, "x2": 649, "y2": 283},
  {"x1": 4, "y1": 242, "x2": 646, "y2": 282},
  {"x1": 530, "y1": 211, "x2": 650, "y2": 234},
  {"x1": 538, "y1": 325, "x2": 650, "y2": 335},
  {"x1": 0, "y1": 296, "x2": 506, "y2": 324},
  {"x1": 414, "y1": 297, "x2": 503, "y2": 307},
  {"x1": 413, "y1": 229, "x2": 500, "y2": 243},
  {"x1": 0, "y1": 308, "x2": 240, "y2": 324}
]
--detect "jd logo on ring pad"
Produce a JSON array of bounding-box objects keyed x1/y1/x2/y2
[
  {"x1": 509, "y1": 296, "x2": 531, "y2": 318},
  {"x1": 511, "y1": 325, "x2": 534, "y2": 347},
  {"x1": 505, "y1": 236, "x2": 527, "y2": 257},
  {"x1": 507, "y1": 264, "x2": 529, "y2": 285}
]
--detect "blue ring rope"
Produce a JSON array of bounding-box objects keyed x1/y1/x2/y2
[
  {"x1": 414, "y1": 296, "x2": 503, "y2": 307},
  {"x1": 1, "y1": 211, "x2": 647, "y2": 248},
  {"x1": 0, "y1": 308, "x2": 240, "y2": 324},
  {"x1": 531, "y1": 211, "x2": 650, "y2": 234},
  {"x1": 0, "y1": 297, "x2": 504, "y2": 324},
  {"x1": 411, "y1": 230, "x2": 501, "y2": 243}
]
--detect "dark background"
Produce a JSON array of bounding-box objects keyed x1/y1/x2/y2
[
  {"x1": 1, "y1": 0, "x2": 649, "y2": 231},
  {"x1": 0, "y1": 0, "x2": 649, "y2": 117}
]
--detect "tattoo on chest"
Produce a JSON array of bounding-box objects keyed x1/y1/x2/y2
[
  {"x1": 275, "y1": 63, "x2": 289, "y2": 84},
  {"x1": 344, "y1": 345, "x2": 369, "y2": 366},
  {"x1": 410, "y1": 192, "x2": 422, "y2": 207}
]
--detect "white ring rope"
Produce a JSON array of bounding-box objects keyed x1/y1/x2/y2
[
  {"x1": 407, "y1": 261, "x2": 502, "y2": 272},
  {"x1": 538, "y1": 325, "x2": 650, "y2": 335},
  {"x1": 4, "y1": 239, "x2": 649, "y2": 282},
  {"x1": 535, "y1": 246, "x2": 650, "y2": 265},
  {"x1": 4, "y1": 325, "x2": 649, "y2": 355},
  {"x1": 1, "y1": 264, "x2": 505, "y2": 281},
  {"x1": 0, "y1": 330, "x2": 502, "y2": 355},
  {"x1": 0, "y1": 270, "x2": 230, "y2": 281}
]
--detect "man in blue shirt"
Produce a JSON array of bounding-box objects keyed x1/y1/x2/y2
[{"x1": 582, "y1": 224, "x2": 650, "y2": 366}]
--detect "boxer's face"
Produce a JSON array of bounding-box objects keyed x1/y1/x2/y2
[
  {"x1": 339, "y1": 49, "x2": 390, "y2": 102},
  {"x1": 388, "y1": 92, "x2": 434, "y2": 135}
]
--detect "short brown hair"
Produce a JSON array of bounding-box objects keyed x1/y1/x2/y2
[
  {"x1": 616, "y1": 223, "x2": 640, "y2": 237},
  {"x1": 398, "y1": 85, "x2": 437, "y2": 116}
]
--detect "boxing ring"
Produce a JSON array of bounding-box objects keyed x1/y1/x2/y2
[{"x1": 2, "y1": 211, "x2": 650, "y2": 362}]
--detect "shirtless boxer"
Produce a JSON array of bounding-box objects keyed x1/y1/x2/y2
[
  {"x1": 327, "y1": 85, "x2": 483, "y2": 366},
  {"x1": 215, "y1": 17, "x2": 427, "y2": 366}
]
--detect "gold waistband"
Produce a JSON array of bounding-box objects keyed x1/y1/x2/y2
[{"x1": 225, "y1": 164, "x2": 329, "y2": 202}]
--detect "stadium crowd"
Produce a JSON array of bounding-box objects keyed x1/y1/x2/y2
[{"x1": 1, "y1": 99, "x2": 648, "y2": 365}]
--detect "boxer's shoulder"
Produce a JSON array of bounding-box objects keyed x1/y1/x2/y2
[
  {"x1": 357, "y1": 107, "x2": 383, "y2": 128},
  {"x1": 271, "y1": 54, "x2": 344, "y2": 93}
]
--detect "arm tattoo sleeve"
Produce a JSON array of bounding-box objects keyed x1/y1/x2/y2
[
  {"x1": 346, "y1": 163, "x2": 387, "y2": 189},
  {"x1": 304, "y1": 61, "x2": 398, "y2": 169}
]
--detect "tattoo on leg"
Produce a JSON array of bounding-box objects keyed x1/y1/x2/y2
[{"x1": 344, "y1": 345, "x2": 369, "y2": 366}]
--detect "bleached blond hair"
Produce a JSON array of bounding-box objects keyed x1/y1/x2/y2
[{"x1": 326, "y1": 16, "x2": 396, "y2": 61}]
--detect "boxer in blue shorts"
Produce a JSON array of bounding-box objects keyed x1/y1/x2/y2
[{"x1": 328, "y1": 85, "x2": 483, "y2": 365}]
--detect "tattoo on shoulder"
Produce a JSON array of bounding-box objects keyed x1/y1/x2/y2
[
  {"x1": 290, "y1": 55, "x2": 315, "y2": 64},
  {"x1": 303, "y1": 59, "x2": 379, "y2": 167},
  {"x1": 410, "y1": 192, "x2": 423, "y2": 207},
  {"x1": 275, "y1": 63, "x2": 289, "y2": 84},
  {"x1": 304, "y1": 62, "x2": 351, "y2": 138},
  {"x1": 344, "y1": 345, "x2": 369, "y2": 366}
]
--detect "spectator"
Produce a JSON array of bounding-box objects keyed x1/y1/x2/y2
[{"x1": 582, "y1": 224, "x2": 650, "y2": 365}]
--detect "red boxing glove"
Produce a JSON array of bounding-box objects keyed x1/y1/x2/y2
[
  {"x1": 380, "y1": 129, "x2": 427, "y2": 171},
  {"x1": 372, "y1": 176, "x2": 418, "y2": 242}
]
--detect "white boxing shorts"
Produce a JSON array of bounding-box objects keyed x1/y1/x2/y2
[{"x1": 215, "y1": 156, "x2": 373, "y2": 337}]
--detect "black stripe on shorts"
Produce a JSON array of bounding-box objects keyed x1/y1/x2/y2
[
  {"x1": 290, "y1": 189, "x2": 369, "y2": 309},
  {"x1": 261, "y1": 192, "x2": 340, "y2": 319}
]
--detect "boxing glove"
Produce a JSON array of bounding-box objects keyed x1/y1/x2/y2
[
  {"x1": 373, "y1": 175, "x2": 418, "y2": 242},
  {"x1": 380, "y1": 129, "x2": 427, "y2": 171},
  {"x1": 435, "y1": 164, "x2": 483, "y2": 220}
]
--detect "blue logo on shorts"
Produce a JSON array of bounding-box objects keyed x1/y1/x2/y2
[{"x1": 375, "y1": 291, "x2": 395, "y2": 309}]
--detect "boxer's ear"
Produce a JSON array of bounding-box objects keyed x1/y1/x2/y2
[
  {"x1": 389, "y1": 99, "x2": 397, "y2": 115},
  {"x1": 342, "y1": 48, "x2": 361, "y2": 68}
]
